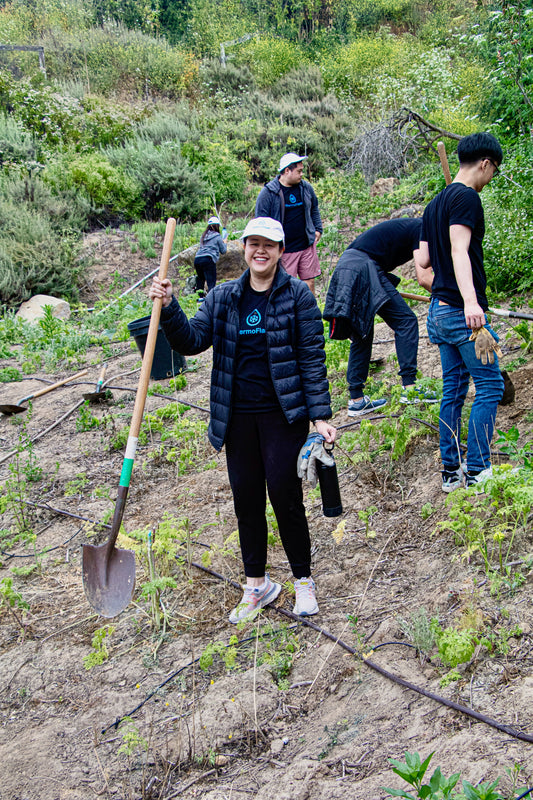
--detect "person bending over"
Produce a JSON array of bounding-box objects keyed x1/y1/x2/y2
[{"x1": 324, "y1": 218, "x2": 435, "y2": 416}]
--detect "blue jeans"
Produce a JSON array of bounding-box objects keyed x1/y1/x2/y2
[
  {"x1": 347, "y1": 271, "x2": 419, "y2": 397},
  {"x1": 426, "y1": 298, "x2": 504, "y2": 472}
]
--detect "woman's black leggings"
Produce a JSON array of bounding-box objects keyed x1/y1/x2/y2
[
  {"x1": 225, "y1": 410, "x2": 311, "y2": 579},
  {"x1": 194, "y1": 255, "x2": 217, "y2": 294}
]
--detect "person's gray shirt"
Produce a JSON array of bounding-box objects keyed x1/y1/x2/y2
[{"x1": 196, "y1": 231, "x2": 227, "y2": 263}]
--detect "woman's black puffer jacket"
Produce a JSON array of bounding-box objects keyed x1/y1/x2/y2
[{"x1": 160, "y1": 266, "x2": 332, "y2": 451}]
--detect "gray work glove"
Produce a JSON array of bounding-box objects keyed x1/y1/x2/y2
[
  {"x1": 297, "y1": 432, "x2": 335, "y2": 488},
  {"x1": 469, "y1": 326, "x2": 503, "y2": 365}
]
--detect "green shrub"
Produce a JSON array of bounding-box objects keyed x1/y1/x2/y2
[
  {"x1": 0, "y1": 175, "x2": 90, "y2": 235},
  {"x1": 44, "y1": 153, "x2": 144, "y2": 224},
  {"x1": 42, "y1": 22, "x2": 199, "y2": 99},
  {"x1": 483, "y1": 140, "x2": 533, "y2": 294},
  {"x1": 3, "y1": 74, "x2": 84, "y2": 147},
  {"x1": 106, "y1": 139, "x2": 209, "y2": 220},
  {"x1": 269, "y1": 65, "x2": 324, "y2": 102},
  {"x1": 181, "y1": 139, "x2": 248, "y2": 203},
  {"x1": 238, "y1": 36, "x2": 308, "y2": 88},
  {"x1": 0, "y1": 114, "x2": 37, "y2": 166},
  {"x1": 200, "y1": 59, "x2": 255, "y2": 98},
  {"x1": 0, "y1": 201, "x2": 79, "y2": 307},
  {"x1": 135, "y1": 106, "x2": 197, "y2": 146}
]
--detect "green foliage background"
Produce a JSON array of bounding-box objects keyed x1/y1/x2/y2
[{"x1": 0, "y1": 0, "x2": 532, "y2": 305}]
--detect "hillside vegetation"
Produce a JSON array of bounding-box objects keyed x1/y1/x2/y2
[{"x1": 0, "y1": 0, "x2": 532, "y2": 306}]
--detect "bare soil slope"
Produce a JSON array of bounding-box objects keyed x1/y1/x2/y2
[{"x1": 0, "y1": 231, "x2": 532, "y2": 800}]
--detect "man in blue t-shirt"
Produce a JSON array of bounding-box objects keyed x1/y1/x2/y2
[
  {"x1": 418, "y1": 132, "x2": 504, "y2": 492},
  {"x1": 255, "y1": 153, "x2": 323, "y2": 295}
]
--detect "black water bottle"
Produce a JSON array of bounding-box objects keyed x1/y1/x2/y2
[{"x1": 316, "y1": 444, "x2": 343, "y2": 517}]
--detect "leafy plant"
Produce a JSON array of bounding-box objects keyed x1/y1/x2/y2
[
  {"x1": 0, "y1": 577, "x2": 30, "y2": 632},
  {"x1": 398, "y1": 608, "x2": 437, "y2": 663},
  {"x1": 83, "y1": 625, "x2": 115, "y2": 670},
  {"x1": 199, "y1": 635, "x2": 239, "y2": 672}
]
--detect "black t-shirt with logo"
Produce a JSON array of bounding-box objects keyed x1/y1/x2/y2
[
  {"x1": 421, "y1": 183, "x2": 487, "y2": 310},
  {"x1": 233, "y1": 284, "x2": 279, "y2": 412},
  {"x1": 281, "y1": 184, "x2": 308, "y2": 253}
]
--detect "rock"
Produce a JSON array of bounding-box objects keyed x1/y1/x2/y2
[
  {"x1": 370, "y1": 177, "x2": 398, "y2": 197},
  {"x1": 270, "y1": 738, "x2": 284, "y2": 755},
  {"x1": 173, "y1": 241, "x2": 246, "y2": 282},
  {"x1": 16, "y1": 294, "x2": 71, "y2": 322},
  {"x1": 390, "y1": 204, "x2": 425, "y2": 218}
]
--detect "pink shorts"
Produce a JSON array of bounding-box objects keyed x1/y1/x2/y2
[{"x1": 281, "y1": 242, "x2": 321, "y2": 280}]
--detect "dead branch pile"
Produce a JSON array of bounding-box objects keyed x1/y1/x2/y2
[{"x1": 345, "y1": 107, "x2": 461, "y2": 183}]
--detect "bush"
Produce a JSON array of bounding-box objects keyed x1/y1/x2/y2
[
  {"x1": 106, "y1": 139, "x2": 209, "y2": 220},
  {"x1": 200, "y1": 59, "x2": 255, "y2": 98},
  {"x1": 237, "y1": 36, "x2": 308, "y2": 89},
  {"x1": 0, "y1": 175, "x2": 90, "y2": 235},
  {"x1": 135, "y1": 106, "x2": 197, "y2": 146},
  {"x1": 44, "y1": 153, "x2": 144, "y2": 224},
  {"x1": 269, "y1": 65, "x2": 324, "y2": 102},
  {"x1": 42, "y1": 22, "x2": 199, "y2": 99},
  {"x1": 0, "y1": 114, "x2": 37, "y2": 166},
  {"x1": 181, "y1": 139, "x2": 248, "y2": 203},
  {"x1": 483, "y1": 140, "x2": 533, "y2": 294},
  {"x1": 0, "y1": 199, "x2": 79, "y2": 307}
]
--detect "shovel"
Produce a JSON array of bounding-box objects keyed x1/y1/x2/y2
[
  {"x1": 83, "y1": 365, "x2": 112, "y2": 403},
  {"x1": 0, "y1": 369, "x2": 88, "y2": 416},
  {"x1": 82, "y1": 218, "x2": 177, "y2": 618}
]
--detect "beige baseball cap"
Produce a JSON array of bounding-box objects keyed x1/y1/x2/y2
[
  {"x1": 240, "y1": 217, "x2": 285, "y2": 244},
  {"x1": 279, "y1": 152, "x2": 307, "y2": 172}
]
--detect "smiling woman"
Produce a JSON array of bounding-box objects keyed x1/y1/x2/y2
[{"x1": 149, "y1": 216, "x2": 336, "y2": 624}]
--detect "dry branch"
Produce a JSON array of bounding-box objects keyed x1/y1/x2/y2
[{"x1": 345, "y1": 107, "x2": 462, "y2": 183}]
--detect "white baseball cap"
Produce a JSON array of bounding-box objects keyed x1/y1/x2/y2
[
  {"x1": 240, "y1": 217, "x2": 285, "y2": 244},
  {"x1": 279, "y1": 152, "x2": 307, "y2": 172},
  {"x1": 207, "y1": 216, "x2": 221, "y2": 225}
]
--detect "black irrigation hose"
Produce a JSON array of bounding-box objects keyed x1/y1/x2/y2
[
  {"x1": 192, "y1": 562, "x2": 533, "y2": 746},
  {"x1": 103, "y1": 385, "x2": 210, "y2": 415},
  {"x1": 0, "y1": 525, "x2": 84, "y2": 560},
  {"x1": 100, "y1": 624, "x2": 298, "y2": 736},
  {"x1": 516, "y1": 789, "x2": 533, "y2": 800}
]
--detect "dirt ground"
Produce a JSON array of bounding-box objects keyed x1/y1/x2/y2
[{"x1": 0, "y1": 230, "x2": 532, "y2": 800}]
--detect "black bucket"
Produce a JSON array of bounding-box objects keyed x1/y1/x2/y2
[{"x1": 127, "y1": 316, "x2": 187, "y2": 381}]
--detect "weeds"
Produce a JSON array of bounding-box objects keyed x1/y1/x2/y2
[
  {"x1": 83, "y1": 625, "x2": 115, "y2": 669},
  {"x1": 382, "y1": 750, "x2": 518, "y2": 800},
  {"x1": 0, "y1": 577, "x2": 30, "y2": 633}
]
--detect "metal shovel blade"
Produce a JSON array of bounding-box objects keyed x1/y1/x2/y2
[
  {"x1": 82, "y1": 543, "x2": 135, "y2": 618},
  {"x1": 0, "y1": 403, "x2": 27, "y2": 416}
]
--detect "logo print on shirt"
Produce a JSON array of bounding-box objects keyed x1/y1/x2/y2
[
  {"x1": 247, "y1": 309, "x2": 261, "y2": 327},
  {"x1": 289, "y1": 193, "x2": 297, "y2": 204}
]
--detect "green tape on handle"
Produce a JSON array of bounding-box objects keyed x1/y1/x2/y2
[{"x1": 120, "y1": 458, "x2": 134, "y2": 488}]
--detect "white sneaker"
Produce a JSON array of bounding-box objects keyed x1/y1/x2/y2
[
  {"x1": 229, "y1": 575, "x2": 281, "y2": 624},
  {"x1": 465, "y1": 466, "x2": 493, "y2": 491},
  {"x1": 293, "y1": 577, "x2": 318, "y2": 616}
]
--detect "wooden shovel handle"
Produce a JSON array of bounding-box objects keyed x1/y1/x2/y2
[
  {"x1": 129, "y1": 218, "x2": 176, "y2": 438},
  {"x1": 28, "y1": 369, "x2": 88, "y2": 400},
  {"x1": 437, "y1": 141, "x2": 452, "y2": 186}
]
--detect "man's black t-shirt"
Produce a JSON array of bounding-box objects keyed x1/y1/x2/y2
[
  {"x1": 421, "y1": 182, "x2": 487, "y2": 310},
  {"x1": 233, "y1": 284, "x2": 279, "y2": 412},
  {"x1": 348, "y1": 218, "x2": 422, "y2": 271},
  {"x1": 281, "y1": 184, "x2": 308, "y2": 253}
]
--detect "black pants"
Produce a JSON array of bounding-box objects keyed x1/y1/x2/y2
[
  {"x1": 225, "y1": 410, "x2": 311, "y2": 579},
  {"x1": 194, "y1": 255, "x2": 217, "y2": 294},
  {"x1": 348, "y1": 270, "x2": 419, "y2": 397}
]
